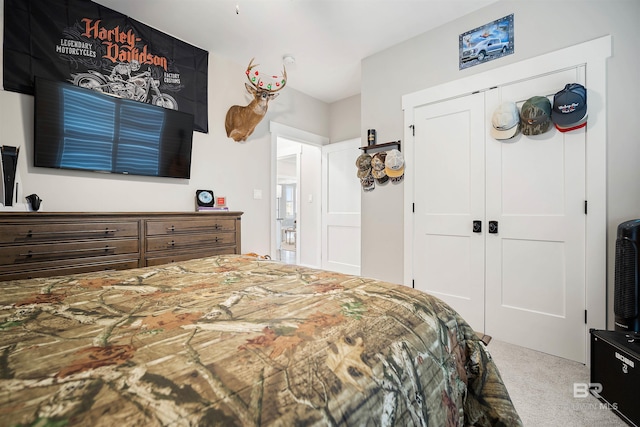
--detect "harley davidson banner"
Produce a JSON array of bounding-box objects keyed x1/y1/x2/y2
[{"x1": 3, "y1": 0, "x2": 209, "y2": 133}]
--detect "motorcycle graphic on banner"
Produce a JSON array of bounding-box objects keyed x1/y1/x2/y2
[{"x1": 70, "y1": 61, "x2": 179, "y2": 110}]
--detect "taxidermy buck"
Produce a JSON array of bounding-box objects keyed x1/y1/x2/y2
[{"x1": 225, "y1": 58, "x2": 287, "y2": 142}]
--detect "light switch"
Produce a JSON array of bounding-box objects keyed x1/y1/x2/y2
[{"x1": 253, "y1": 189, "x2": 262, "y2": 200}]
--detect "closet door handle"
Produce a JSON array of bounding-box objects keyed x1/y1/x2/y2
[
  {"x1": 488, "y1": 221, "x2": 499, "y2": 234},
  {"x1": 473, "y1": 220, "x2": 482, "y2": 233}
]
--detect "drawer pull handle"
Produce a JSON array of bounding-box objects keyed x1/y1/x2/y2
[
  {"x1": 20, "y1": 246, "x2": 117, "y2": 257},
  {"x1": 168, "y1": 240, "x2": 175, "y2": 247},
  {"x1": 167, "y1": 226, "x2": 176, "y2": 232},
  {"x1": 26, "y1": 229, "x2": 118, "y2": 236}
]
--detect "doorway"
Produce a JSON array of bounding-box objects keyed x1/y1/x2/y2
[
  {"x1": 270, "y1": 122, "x2": 326, "y2": 268},
  {"x1": 269, "y1": 122, "x2": 361, "y2": 273},
  {"x1": 276, "y1": 143, "x2": 299, "y2": 264}
]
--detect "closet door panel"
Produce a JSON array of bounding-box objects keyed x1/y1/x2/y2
[
  {"x1": 501, "y1": 139, "x2": 565, "y2": 215},
  {"x1": 485, "y1": 67, "x2": 587, "y2": 362},
  {"x1": 412, "y1": 92, "x2": 485, "y2": 331}
]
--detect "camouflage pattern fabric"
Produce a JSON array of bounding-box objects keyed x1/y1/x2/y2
[{"x1": 0, "y1": 255, "x2": 522, "y2": 426}]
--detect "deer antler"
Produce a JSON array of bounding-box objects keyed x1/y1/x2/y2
[
  {"x1": 245, "y1": 58, "x2": 287, "y2": 93},
  {"x1": 245, "y1": 58, "x2": 260, "y2": 89}
]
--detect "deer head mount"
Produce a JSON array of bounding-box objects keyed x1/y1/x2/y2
[{"x1": 225, "y1": 58, "x2": 287, "y2": 142}]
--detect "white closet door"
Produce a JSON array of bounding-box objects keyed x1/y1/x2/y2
[
  {"x1": 412, "y1": 92, "x2": 486, "y2": 331},
  {"x1": 485, "y1": 68, "x2": 587, "y2": 362},
  {"x1": 411, "y1": 68, "x2": 587, "y2": 362}
]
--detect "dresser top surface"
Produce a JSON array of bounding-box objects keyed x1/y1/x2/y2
[{"x1": 0, "y1": 211, "x2": 244, "y2": 219}]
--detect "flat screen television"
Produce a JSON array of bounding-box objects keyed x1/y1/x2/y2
[{"x1": 34, "y1": 77, "x2": 194, "y2": 179}]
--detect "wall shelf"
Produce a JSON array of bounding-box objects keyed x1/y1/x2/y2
[{"x1": 359, "y1": 140, "x2": 401, "y2": 152}]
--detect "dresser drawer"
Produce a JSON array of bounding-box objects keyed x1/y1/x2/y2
[
  {"x1": 1, "y1": 239, "x2": 140, "y2": 266},
  {"x1": 146, "y1": 218, "x2": 236, "y2": 236},
  {"x1": 146, "y1": 233, "x2": 235, "y2": 253},
  {"x1": 0, "y1": 221, "x2": 139, "y2": 244},
  {"x1": 145, "y1": 247, "x2": 234, "y2": 267},
  {"x1": 0, "y1": 259, "x2": 140, "y2": 282}
]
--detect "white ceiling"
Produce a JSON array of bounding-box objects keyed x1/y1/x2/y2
[{"x1": 95, "y1": 0, "x2": 498, "y2": 104}]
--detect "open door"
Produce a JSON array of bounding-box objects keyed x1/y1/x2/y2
[{"x1": 321, "y1": 138, "x2": 361, "y2": 275}]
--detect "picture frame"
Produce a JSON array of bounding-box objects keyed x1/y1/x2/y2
[{"x1": 459, "y1": 14, "x2": 514, "y2": 70}]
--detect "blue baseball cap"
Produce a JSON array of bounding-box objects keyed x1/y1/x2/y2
[{"x1": 552, "y1": 83, "x2": 587, "y2": 129}]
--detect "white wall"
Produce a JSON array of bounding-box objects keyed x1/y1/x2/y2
[
  {"x1": 329, "y1": 94, "x2": 361, "y2": 143},
  {"x1": 360, "y1": 0, "x2": 640, "y2": 327},
  {"x1": 0, "y1": 0, "x2": 330, "y2": 257}
]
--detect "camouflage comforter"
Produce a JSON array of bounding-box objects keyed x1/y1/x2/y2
[{"x1": 0, "y1": 254, "x2": 522, "y2": 426}]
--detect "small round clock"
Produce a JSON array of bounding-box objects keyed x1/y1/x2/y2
[{"x1": 196, "y1": 189, "x2": 214, "y2": 207}]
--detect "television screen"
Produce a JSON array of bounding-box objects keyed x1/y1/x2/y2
[{"x1": 34, "y1": 77, "x2": 194, "y2": 179}]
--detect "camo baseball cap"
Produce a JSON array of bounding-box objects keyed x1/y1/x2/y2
[
  {"x1": 520, "y1": 96, "x2": 552, "y2": 136},
  {"x1": 355, "y1": 153, "x2": 372, "y2": 171},
  {"x1": 356, "y1": 152, "x2": 372, "y2": 179},
  {"x1": 372, "y1": 164, "x2": 387, "y2": 177},
  {"x1": 357, "y1": 167, "x2": 372, "y2": 179},
  {"x1": 360, "y1": 174, "x2": 375, "y2": 191},
  {"x1": 374, "y1": 173, "x2": 389, "y2": 184},
  {"x1": 390, "y1": 174, "x2": 404, "y2": 184},
  {"x1": 371, "y1": 152, "x2": 386, "y2": 171}
]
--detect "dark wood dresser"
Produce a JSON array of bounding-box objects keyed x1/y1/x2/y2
[{"x1": 0, "y1": 211, "x2": 242, "y2": 281}]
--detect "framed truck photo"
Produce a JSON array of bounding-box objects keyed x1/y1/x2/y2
[{"x1": 459, "y1": 14, "x2": 514, "y2": 70}]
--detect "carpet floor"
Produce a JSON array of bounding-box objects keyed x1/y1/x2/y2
[{"x1": 487, "y1": 339, "x2": 629, "y2": 426}]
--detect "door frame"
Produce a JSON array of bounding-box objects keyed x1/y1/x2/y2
[
  {"x1": 270, "y1": 122, "x2": 328, "y2": 265},
  {"x1": 402, "y1": 35, "x2": 611, "y2": 364}
]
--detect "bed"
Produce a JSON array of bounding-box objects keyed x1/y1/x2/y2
[{"x1": 0, "y1": 254, "x2": 522, "y2": 426}]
